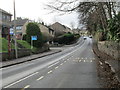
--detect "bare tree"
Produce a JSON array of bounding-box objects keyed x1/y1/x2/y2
[{"x1": 46, "y1": 0, "x2": 118, "y2": 40}]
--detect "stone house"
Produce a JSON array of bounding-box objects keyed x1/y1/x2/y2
[
  {"x1": 49, "y1": 22, "x2": 72, "y2": 37},
  {"x1": 38, "y1": 23, "x2": 55, "y2": 44}
]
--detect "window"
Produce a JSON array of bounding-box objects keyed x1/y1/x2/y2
[
  {"x1": 7, "y1": 16, "x2": 10, "y2": 21},
  {"x1": 2, "y1": 15, "x2": 6, "y2": 19},
  {"x1": 16, "y1": 26, "x2": 22, "y2": 30}
]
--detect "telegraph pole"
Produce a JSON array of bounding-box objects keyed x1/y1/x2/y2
[{"x1": 14, "y1": 0, "x2": 18, "y2": 58}]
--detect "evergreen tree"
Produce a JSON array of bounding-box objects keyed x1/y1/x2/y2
[{"x1": 26, "y1": 23, "x2": 43, "y2": 48}]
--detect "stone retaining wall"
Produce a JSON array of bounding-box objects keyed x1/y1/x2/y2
[
  {"x1": 1, "y1": 44, "x2": 50, "y2": 61},
  {"x1": 1, "y1": 49, "x2": 31, "y2": 61},
  {"x1": 98, "y1": 41, "x2": 120, "y2": 60},
  {"x1": 93, "y1": 40, "x2": 120, "y2": 88}
]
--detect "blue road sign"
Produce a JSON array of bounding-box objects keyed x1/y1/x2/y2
[
  {"x1": 10, "y1": 28, "x2": 14, "y2": 35},
  {"x1": 31, "y1": 36, "x2": 37, "y2": 40}
]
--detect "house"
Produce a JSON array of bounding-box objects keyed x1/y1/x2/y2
[
  {"x1": 38, "y1": 23, "x2": 55, "y2": 44},
  {"x1": 49, "y1": 22, "x2": 72, "y2": 37},
  {"x1": 11, "y1": 17, "x2": 30, "y2": 40},
  {"x1": 72, "y1": 29, "x2": 79, "y2": 34},
  {"x1": 0, "y1": 8, "x2": 12, "y2": 38}
]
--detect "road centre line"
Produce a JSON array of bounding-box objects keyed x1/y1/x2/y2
[
  {"x1": 36, "y1": 76, "x2": 44, "y2": 81},
  {"x1": 48, "y1": 61, "x2": 59, "y2": 68},
  {"x1": 79, "y1": 60, "x2": 81, "y2": 62},
  {"x1": 55, "y1": 66, "x2": 59, "y2": 69},
  {"x1": 4, "y1": 72, "x2": 39, "y2": 88},
  {"x1": 24, "y1": 85, "x2": 30, "y2": 89},
  {"x1": 47, "y1": 70, "x2": 52, "y2": 74},
  {"x1": 60, "y1": 63, "x2": 63, "y2": 65},
  {"x1": 64, "y1": 61, "x2": 66, "y2": 63}
]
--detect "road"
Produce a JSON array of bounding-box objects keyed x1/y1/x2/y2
[{"x1": 0, "y1": 37, "x2": 100, "y2": 89}]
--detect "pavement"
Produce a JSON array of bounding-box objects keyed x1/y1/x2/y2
[
  {"x1": 0, "y1": 37, "x2": 101, "y2": 89},
  {"x1": 0, "y1": 49, "x2": 61, "y2": 68}
]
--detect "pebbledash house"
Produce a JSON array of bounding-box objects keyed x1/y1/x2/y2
[{"x1": 0, "y1": 8, "x2": 12, "y2": 39}]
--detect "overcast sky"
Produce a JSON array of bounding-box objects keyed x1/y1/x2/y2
[{"x1": 0, "y1": 0, "x2": 79, "y2": 29}]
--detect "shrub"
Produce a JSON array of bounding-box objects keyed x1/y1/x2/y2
[
  {"x1": 57, "y1": 33, "x2": 75, "y2": 45},
  {"x1": 22, "y1": 34, "x2": 27, "y2": 41},
  {"x1": 26, "y1": 23, "x2": 43, "y2": 48}
]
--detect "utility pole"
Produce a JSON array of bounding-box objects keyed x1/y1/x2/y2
[
  {"x1": 8, "y1": 28, "x2": 11, "y2": 57},
  {"x1": 13, "y1": 0, "x2": 18, "y2": 58}
]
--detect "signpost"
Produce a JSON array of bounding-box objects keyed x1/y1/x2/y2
[{"x1": 31, "y1": 36, "x2": 37, "y2": 49}]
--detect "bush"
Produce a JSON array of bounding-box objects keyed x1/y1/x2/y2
[
  {"x1": 57, "y1": 33, "x2": 76, "y2": 45},
  {"x1": 22, "y1": 34, "x2": 27, "y2": 41},
  {"x1": 26, "y1": 23, "x2": 43, "y2": 48}
]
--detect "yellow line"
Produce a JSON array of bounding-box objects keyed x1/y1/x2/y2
[{"x1": 37, "y1": 76, "x2": 44, "y2": 81}]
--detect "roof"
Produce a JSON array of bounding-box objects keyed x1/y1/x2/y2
[
  {"x1": 11, "y1": 18, "x2": 28, "y2": 26},
  {"x1": 39, "y1": 23, "x2": 55, "y2": 31},
  {"x1": 0, "y1": 8, "x2": 12, "y2": 16}
]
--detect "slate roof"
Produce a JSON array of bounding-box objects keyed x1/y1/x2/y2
[
  {"x1": 11, "y1": 18, "x2": 28, "y2": 26},
  {"x1": 0, "y1": 8, "x2": 12, "y2": 16}
]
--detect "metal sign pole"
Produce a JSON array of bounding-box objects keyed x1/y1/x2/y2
[{"x1": 31, "y1": 36, "x2": 33, "y2": 49}]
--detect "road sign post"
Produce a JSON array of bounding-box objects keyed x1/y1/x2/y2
[{"x1": 31, "y1": 36, "x2": 37, "y2": 49}]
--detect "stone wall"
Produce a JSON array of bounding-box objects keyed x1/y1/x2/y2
[
  {"x1": 98, "y1": 41, "x2": 120, "y2": 60},
  {"x1": 93, "y1": 41, "x2": 120, "y2": 88},
  {"x1": 1, "y1": 49, "x2": 31, "y2": 61}
]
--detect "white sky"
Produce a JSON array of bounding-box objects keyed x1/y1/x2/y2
[{"x1": 0, "y1": 0, "x2": 79, "y2": 29}]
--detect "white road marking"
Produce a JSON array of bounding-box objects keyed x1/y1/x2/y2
[
  {"x1": 84, "y1": 60, "x2": 86, "y2": 62},
  {"x1": 55, "y1": 66, "x2": 59, "y2": 69},
  {"x1": 24, "y1": 85, "x2": 30, "y2": 89},
  {"x1": 79, "y1": 60, "x2": 81, "y2": 62},
  {"x1": 36, "y1": 76, "x2": 44, "y2": 81},
  {"x1": 60, "y1": 63, "x2": 63, "y2": 65},
  {"x1": 48, "y1": 61, "x2": 59, "y2": 68},
  {"x1": 64, "y1": 61, "x2": 66, "y2": 63},
  {"x1": 47, "y1": 70, "x2": 52, "y2": 74},
  {"x1": 90, "y1": 60, "x2": 93, "y2": 62},
  {"x1": 4, "y1": 72, "x2": 39, "y2": 88}
]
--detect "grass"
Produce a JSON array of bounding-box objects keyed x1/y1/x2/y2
[
  {"x1": 0, "y1": 38, "x2": 37, "y2": 53},
  {"x1": 0, "y1": 38, "x2": 15, "y2": 53},
  {"x1": 17, "y1": 40, "x2": 37, "y2": 52}
]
